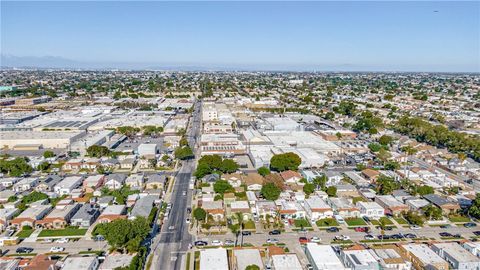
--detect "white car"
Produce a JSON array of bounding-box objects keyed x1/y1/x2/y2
[
  {"x1": 55, "y1": 238, "x2": 69, "y2": 243},
  {"x1": 186, "y1": 218, "x2": 191, "y2": 224},
  {"x1": 335, "y1": 235, "x2": 350, "y2": 241},
  {"x1": 410, "y1": 225, "x2": 421, "y2": 230},
  {"x1": 266, "y1": 238, "x2": 279, "y2": 244},
  {"x1": 211, "y1": 240, "x2": 223, "y2": 246},
  {"x1": 50, "y1": 247, "x2": 64, "y2": 253},
  {"x1": 310, "y1": 236, "x2": 321, "y2": 243}
]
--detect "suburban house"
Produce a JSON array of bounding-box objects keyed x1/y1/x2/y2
[
  {"x1": 255, "y1": 200, "x2": 278, "y2": 219},
  {"x1": 304, "y1": 196, "x2": 334, "y2": 221},
  {"x1": 104, "y1": 174, "x2": 127, "y2": 190},
  {"x1": 243, "y1": 173, "x2": 264, "y2": 191},
  {"x1": 280, "y1": 170, "x2": 303, "y2": 184},
  {"x1": 63, "y1": 158, "x2": 83, "y2": 171},
  {"x1": 399, "y1": 244, "x2": 449, "y2": 270},
  {"x1": 356, "y1": 201, "x2": 385, "y2": 219},
  {"x1": 35, "y1": 175, "x2": 62, "y2": 192},
  {"x1": 12, "y1": 177, "x2": 39, "y2": 192},
  {"x1": 98, "y1": 205, "x2": 127, "y2": 223},
  {"x1": 130, "y1": 195, "x2": 156, "y2": 219},
  {"x1": 54, "y1": 176, "x2": 83, "y2": 196},
  {"x1": 83, "y1": 175, "x2": 105, "y2": 193},
  {"x1": 362, "y1": 169, "x2": 380, "y2": 183},
  {"x1": 70, "y1": 204, "x2": 100, "y2": 228},
  {"x1": 125, "y1": 174, "x2": 145, "y2": 189},
  {"x1": 229, "y1": 201, "x2": 251, "y2": 220},
  {"x1": 0, "y1": 208, "x2": 19, "y2": 231},
  {"x1": 202, "y1": 201, "x2": 225, "y2": 221},
  {"x1": 327, "y1": 197, "x2": 360, "y2": 218},
  {"x1": 0, "y1": 177, "x2": 19, "y2": 188},
  {"x1": 37, "y1": 204, "x2": 81, "y2": 229},
  {"x1": 145, "y1": 174, "x2": 166, "y2": 190},
  {"x1": 278, "y1": 200, "x2": 306, "y2": 220},
  {"x1": 222, "y1": 173, "x2": 243, "y2": 188},
  {"x1": 375, "y1": 195, "x2": 409, "y2": 216},
  {"x1": 423, "y1": 194, "x2": 461, "y2": 214},
  {"x1": 11, "y1": 204, "x2": 52, "y2": 229}
]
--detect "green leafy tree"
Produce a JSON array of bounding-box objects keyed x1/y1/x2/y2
[
  {"x1": 376, "y1": 176, "x2": 398, "y2": 195},
  {"x1": 326, "y1": 186, "x2": 337, "y2": 197},
  {"x1": 193, "y1": 207, "x2": 207, "y2": 222},
  {"x1": 270, "y1": 152, "x2": 302, "y2": 172},
  {"x1": 194, "y1": 163, "x2": 211, "y2": 179},
  {"x1": 416, "y1": 185, "x2": 434, "y2": 196},
  {"x1": 0, "y1": 157, "x2": 33, "y2": 177},
  {"x1": 261, "y1": 183, "x2": 281, "y2": 201},
  {"x1": 257, "y1": 166, "x2": 271, "y2": 176},
  {"x1": 404, "y1": 211, "x2": 424, "y2": 226},
  {"x1": 93, "y1": 217, "x2": 150, "y2": 253},
  {"x1": 468, "y1": 194, "x2": 480, "y2": 219},
  {"x1": 378, "y1": 135, "x2": 394, "y2": 146},
  {"x1": 423, "y1": 204, "x2": 443, "y2": 220},
  {"x1": 213, "y1": 180, "x2": 234, "y2": 194},
  {"x1": 43, "y1": 150, "x2": 55, "y2": 158},
  {"x1": 220, "y1": 159, "x2": 239, "y2": 173},
  {"x1": 37, "y1": 161, "x2": 51, "y2": 172},
  {"x1": 368, "y1": 143, "x2": 383, "y2": 152},
  {"x1": 174, "y1": 146, "x2": 194, "y2": 160},
  {"x1": 312, "y1": 175, "x2": 327, "y2": 190},
  {"x1": 245, "y1": 265, "x2": 260, "y2": 270},
  {"x1": 303, "y1": 183, "x2": 315, "y2": 196},
  {"x1": 87, "y1": 145, "x2": 111, "y2": 158},
  {"x1": 384, "y1": 161, "x2": 400, "y2": 171}
]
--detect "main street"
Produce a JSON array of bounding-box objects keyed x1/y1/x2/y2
[{"x1": 150, "y1": 100, "x2": 202, "y2": 270}]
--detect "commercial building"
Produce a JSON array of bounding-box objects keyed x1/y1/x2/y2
[
  {"x1": 431, "y1": 242, "x2": 480, "y2": 270},
  {"x1": 399, "y1": 244, "x2": 449, "y2": 270},
  {"x1": 305, "y1": 243, "x2": 346, "y2": 270},
  {"x1": 199, "y1": 248, "x2": 229, "y2": 270},
  {"x1": 0, "y1": 130, "x2": 85, "y2": 149}
]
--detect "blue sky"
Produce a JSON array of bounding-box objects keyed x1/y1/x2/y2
[{"x1": 1, "y1": 1, "x2": 479, "y2": 71}]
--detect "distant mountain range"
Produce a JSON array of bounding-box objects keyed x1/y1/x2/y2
[{"x1": 1, "y1": 54, "x2": 477, "y2": 73}]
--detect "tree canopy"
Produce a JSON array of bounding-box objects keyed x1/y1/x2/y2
[
  {"x1": 193, "y1": 207, "x2": 207, "y2": 222},
  {"x1": 87, "y1": 145, "x2": 111, "y2": 158},
  {"x1": 174, "y1": 146, "x2": 194, "y2": 160},
  {"x1": 93, "y1": 217, "x2": 150, "y2": 253},
  {"x1": 270, "y1": 152, "x2": 302, "y2": 172},
  {"x1": 257, "y1": 166, "x2": 271, "y2": 176},
  {"x1": 213, "y1": 180, "x2": 234, "y2": 194},
  {"x1": 194, "y1": 155, "x2": 239, "y2": 178},
  {"x1": 0, "y1": 157, "x2": 33, "y2": 177},
  {"x1": 261, "y1": 183, "x2": 281, "y2": 201}
]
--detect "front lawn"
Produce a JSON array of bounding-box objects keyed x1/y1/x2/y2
[
  {"x1": 448, "y1": 215, "x2": 471, "y2": 223},
  {"x1": 39, "y1": 227, "x2": 87, "y2": 237},
  {"x1": 316, "y1": 218, "x2": 339, "y2": 227},
  {"x1": 243, "y1": 220, "x2": 256, "y2": 230},
  {"x1": 294, "y1": 219, "x2": 312, "y2": 228},
  {"x1": 394, "y1": 217, "x2": 409, "y2": 224},
  {"x1": 345, "y1": 218, "x2": 367, "y2": 227},
  {"x1": 16, "y1": 229, "x2": 34, "y2": 238},
  {"x1": 379, "y1": 217, "x2": 394, "y2": 225}
]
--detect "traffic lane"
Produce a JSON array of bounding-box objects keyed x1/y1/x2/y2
[
  {"x1": 5, "y1": 240, "x2": 108, "y2": 255},
  {"x1": 199, "y1": 225, "x2": 480, "y2": 244}
]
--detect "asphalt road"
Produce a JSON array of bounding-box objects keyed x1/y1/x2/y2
[{"x1": 150, "y1": 100, "x2": 201, "y2": 270}]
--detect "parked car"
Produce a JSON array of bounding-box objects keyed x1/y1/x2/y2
[
  {"x1": 224, "y1": 239, "x2": 234, "y2": 245},
  {"x1": 310, "y1": 236, "x2": 321, "y2": 243},
  {"x1": 364, "y1": 234, "x2": 375, "y2": 240},
  {"x1": 299, "y1": 237, "x2": 309, "y2": 244},
  {"x1": 242, "y1": 231, "x2": 252, "y2": 236},
  {"x1": 194, "y1": 241, "x2": 208, "y2": 247},
  {"x1": 403, "y1": 233, "x2": 417, "y2": 239},
  {"x1": 306, "y1": 264, "x2": 314, "y2": 270},
  {"x1": 473, "y1": 231, "x2": 480, "y2": 236},
  {"x1": 327, "y1": 227, "x2": 339, "y2": 233},
  {"x1": 268, "y1": 230, "x2": 281, "y2": 235},
  {"x1": 439, "y1": 232, "x2": 452, "y2": 237},
  {"x1": 464, "y1": 222, "x2": 477, "y2": 228},
  {"x1": 55, "y1": 238, "x2": 69, "y2": 243},
  {"x1": 16, "y1": 247, "x2": 33, "y2": 253},
  {"x1": 186, "y1": 218, "x2": 190, "y2": 224},
  {"x1": 354, "y1": 227, "x2": 367, "y2": 232},
  {"x1": 266, "y1": 238, "x2": 279, "y2": 244},
  {"x1": 50, "y1": 247, "x2": 64, "y2": 253},
  {"x1": 362, "y1": 216, "x2": 371, "y2": 223},
  {"x1": 211, "y1": 240, "x2": 223, "y2": 246},
  {"x1": 410, "y1": 225, "x2": 421, "y2": 230},
  {"x1": 440, "y1": 224, "x2": 451, "y2": 229},
  {"x1": 334, "y1": 235, "x2": 350, "y2": 241}
]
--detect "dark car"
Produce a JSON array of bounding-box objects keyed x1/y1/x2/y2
[
  {"x1": 16, "y1": 247, "x2": 33, "y2": 253},
  {"x1": 327, "y1": 227, "x2": 339, "y2": 233},
  {"x1": 390, "y1": 234, "x2": 403, "y2": 239},
  {"x1": 439, "y1": 232, "x2": 452, "y2": 237},
  {"x1": 268, "y1": 230, "x2": 281, "y2": 235},
  {"x1": 440, "y1": 224, "x2": 451, "y2": 229},
  {"x1": 403, "y1": 233, "x2": 417, "y2": 239},
  {"x1": 453, "y1": 234, "x2": 462, "y2": 238},
  {"x1": 378, "y1": 235, "x2": 390, "y2": 240},
  {"x1": 242, "y1": 231, "x2": 252, "y2": 236},
  {"x1": 362, "y1": 216, "x2": 371, "y2": 223},
  {"x1": 298, "y1": 237, "x2": 309, "y2": 244},
  {"x1": 464, "y1": 222, "x2": 477, "y2": 228},
  {"x1": 194, "y1": 241, "x2": 208, "y2": 247},
  {"x1": 473, "y1": 231, "x2": 480, "y2": 236}
]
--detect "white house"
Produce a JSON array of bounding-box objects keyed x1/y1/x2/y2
[
  {"x1": 304, "y1": 196, "x2": 334, "y2": 221},
  {"x1": 54, "y1": 176, "x2": 83, "y2": 195},
  {"x1": 356, "y1": 201, "x2": 385, "y2": 219}
]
